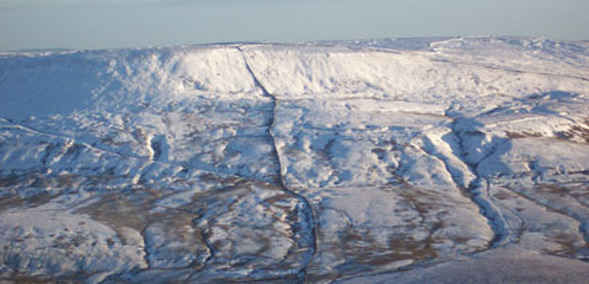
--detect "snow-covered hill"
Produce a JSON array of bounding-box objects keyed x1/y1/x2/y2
[{"x1": 1, "y1": 37, "x2": 588, "y2": 283}]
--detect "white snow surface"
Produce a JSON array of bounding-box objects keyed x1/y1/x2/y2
[{"x1": 0, "y1": 37, "x2": 588, "y2": 283}]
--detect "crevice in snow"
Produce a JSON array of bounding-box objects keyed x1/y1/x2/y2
[
  {"x1": 195, "y1": 217, "x2": 216, "y2": 266},
  {"x1": 139, "y1": 226, "x2": 153, "y2": 271},
  {"x1": 419, "y1": 136, "x2": 470, "y2": 189},
  {"x1": 448, "y1": 116, "x2": 512, "y2": 249},
  {"x1": 476, "y1": 179, "x2": 515, "y2": 247},
  {"x1": 450, "y1": 111, "x2": 589, "y2": 252},
  {"x1": 236, "y1": 46, "x2": 318, "y2": 281}
]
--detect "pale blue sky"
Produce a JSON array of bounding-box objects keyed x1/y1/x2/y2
[{"x1": 1, "y1": 0, "x2": 588, "y2": 51}]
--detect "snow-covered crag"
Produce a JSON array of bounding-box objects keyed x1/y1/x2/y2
[{"x1": 1, "y1": 37, "x2": 588, "y2": 283}]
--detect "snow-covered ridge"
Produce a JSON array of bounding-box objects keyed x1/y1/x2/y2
[{"x1": 1, "y1": 37, "x2": 589, "y2": 283}]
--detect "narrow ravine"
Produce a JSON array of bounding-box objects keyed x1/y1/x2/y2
[
  {"x1": 447, "y1": 116, "x2": 512, "y2": 249},
  {"x1": 236, "y1": 46, "x2": 318, "y2": 282}
]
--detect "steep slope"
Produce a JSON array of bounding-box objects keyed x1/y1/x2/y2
[{"x1": 0, "y1": 37, "x2": 588, "y2": 283}]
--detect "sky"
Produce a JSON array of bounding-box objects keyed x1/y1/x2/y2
[{"x1": 1, "y1": 0, "x2": 589, "y2": 51}]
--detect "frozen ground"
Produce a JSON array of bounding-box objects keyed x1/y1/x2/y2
[{"x1": 0, "y1": 37, "x2": 588, "y2": 283}]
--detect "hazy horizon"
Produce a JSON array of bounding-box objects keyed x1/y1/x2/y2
[{"x1": 2, "y1": 0, "x2": 589, "y2": 51}]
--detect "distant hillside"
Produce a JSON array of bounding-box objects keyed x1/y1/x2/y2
[{"x1": 1, "y1": 37, "x2": 588, "y2": 283}]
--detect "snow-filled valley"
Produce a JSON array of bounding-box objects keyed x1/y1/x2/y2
[{"x1": 0, "y1": 37, "x2": 589, "y2": 283}]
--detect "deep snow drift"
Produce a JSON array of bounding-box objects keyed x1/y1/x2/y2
[{"x1": 0, "y1": 37, "x2": 588, "y2": 283}]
